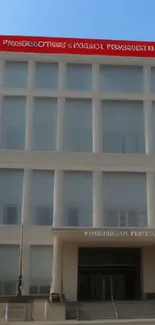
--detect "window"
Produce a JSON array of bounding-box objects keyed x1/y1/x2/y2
[
  {"x1": 105, "y1": 209, "x2": 118, "y2": 227},
  {"x1": 0, "y1": 246, "x2": 19, "y2": 295},
  {"x1": 151, "y1": 68, "x2": 155, "y2": 92},
  {"x1": 64, "y1": 172, "x2": 93, "y2": 227},
  {"x1": 66, "y1": 64, "x2": 92, "y2": 90},
  {"x1": 35, "y1": 206, "x2": 53, "y2": 225},
  {"x1": 64, "y1": 99, "x2": 92, "y2": 152},
  {"x1": 3, "y1": 205, "x2": 18, "y2": 225},
  {"x1": 4, "y1": 61, "x2": 28, "y2": 88},
  {"x1": 99, "y1": 65, "x2": 143, "y2": 92},
  {"x1": 0, "y1": 170, "x2": 23, "y2": 225},
  {"x1": 68, "y1": 207, "x2": 79, "y2": 226},
  {"x1": 1, "y1": 97, "x2": 26, "y2": 150},
  {"x1": 32, "y1": 98, "x2": 57, "y2": 151},
  {"x1": 35, "y1": 63, "x2": 58, "y2": 89},
  {"x1": 102, "y1": 101, "x2": 145, "y2": 154},
  {"x1": 30, "y1": 246, "x2": 52, "y2": 294},
  {"x1": 128, "y1": 210, "x2": 138, "y2": 227},
  {"x1": 104, "y1": 173, "x2": 147, "y2": 228},
  {"x1": 30, "y1": 171, "x2": 54, "y2": 225}
]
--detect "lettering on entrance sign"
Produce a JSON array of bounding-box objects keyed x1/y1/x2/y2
[{"x1": 84, "y1": 230, "x2": 155, "y2": 237}]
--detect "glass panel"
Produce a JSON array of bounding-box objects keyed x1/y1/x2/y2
[
  {"x1": 0, "y1": 170, "x2": 23, "y2": 225},
  {"x1": 39, "y1": 285, "x2": 50, "y2": 294},
  {"x1": 64, "y1": 172, "x2": 93, "y2": 227},
  {"x1": 104, "y1": 173, "x2": 147, "y2": 227},
  {"x1": 4, "y1": 61, "x2": 28, "y2": 88},
  {"x1": 105, "y1": 209, "x2": 118, "y2": 227},
  {"x1": 29, "y1": 286, "x2": 38, "y2": 294},
  {"x1": 35, "y1": 206, "x2": 53, "y2": 225},
  {"x1": 119, "y1": 210, "x2": 126, "y2": 227},
  {"x1": 127, "y1": 210, "x2": 138, "y2": 227},
  {"x1": 103, "y1": 132, "x2": 123, "y2": 153},
  {"x1": 64, "y1": 99, "x2": 92, "y2": 152},
  {"x1": 3, "y1": 205, "x2": 18, "y2": 225},
  {"x1": 30, "y1": 246, "x2": 52, "y2": 289},
  {"x1": 124, "y1": 134, "x2": 138, "y2": 153},
  {"x1": 100, "y1": 65, "x2": 143, "y2": 92},
  {"x1": 151, "y1": 103, "x2": 155, "y2": 153},
  {"x1": 30, "y1": 171, "x2": 54, "y2": 225},
  {"x1": 66, "y1": 64, "x2": 92, "y2": 90},
  {"x1": 3, "y1": 281, "x2": 17, "y2": 295},
  {"x1": 0, "y1": 246, "x2": 19, "y2": 290},
  {"x1": 33, "y1": 98, "x2": 57, "y2": 151},
  {"x1": 151, "y1": 68, "x2": 155, "y2": 92},
  {"x1": 1, "y1": 97, "x2": 26, "y2": 149},
  {"x1": 35, "y1": 62, "x2": 58, "y2": 89},
  {"x1": 102, "y1": 100, "x2": 145, "y2": 154},
  {"x1": 138, "y1": 211, "x2": 147, "y2": 227},
  {"x1": 68, "y1": 207, "x2": 79, "y2": 226}
]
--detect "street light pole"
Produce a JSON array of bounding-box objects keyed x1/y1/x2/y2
[{"x1": 17, "y1": 222, "x2": 23, "y2": 296}]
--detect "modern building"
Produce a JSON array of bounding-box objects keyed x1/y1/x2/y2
[{"x1": 0, "y1": 35, "x2": 155, "y2": 302}]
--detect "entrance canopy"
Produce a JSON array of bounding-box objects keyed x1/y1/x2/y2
[{"x1": 51, "y1": 227, "x2": 155, "y2": 245}]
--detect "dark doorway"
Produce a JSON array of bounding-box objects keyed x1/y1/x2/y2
[{"x1": 78, "y1": 247, "x2": 141, "y2": 301}]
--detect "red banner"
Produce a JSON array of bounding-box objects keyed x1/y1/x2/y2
[{"x1": 1, "y1": 35, "x2": 155, "y2": 58}]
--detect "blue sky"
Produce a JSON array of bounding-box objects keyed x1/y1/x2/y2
[{"x1": 0, "y1": 0, "x2": 155, "y2": 41}]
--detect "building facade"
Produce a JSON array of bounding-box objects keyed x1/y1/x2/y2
[{"x1": 0, "y1": 36, "x2": 155, "y2": 301}]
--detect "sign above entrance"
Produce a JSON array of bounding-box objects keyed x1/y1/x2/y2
[
  {"x1": 1, "y1": 35, "x2": 155, "y2": 58},
  {"x1": 84, "y1": 230, "x2": 155, "y2": 237}
]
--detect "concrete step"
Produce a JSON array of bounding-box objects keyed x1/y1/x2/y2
[
  {"x1": 77, "y1": 302, "x2": 116, "y2": 320},
  {"x1": 6, "y1": 303, "x2": 32, "y2": 321},
  {"x1": 116, "y1": 301, "x2": 155, "y2": 319}
]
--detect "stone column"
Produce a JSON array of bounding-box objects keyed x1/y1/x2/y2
[
  {"x1": 92, "y1": 72, "x2": 104, "y2": 227},
  {"x1": 50, "y1": 236, "x2": 62, "y2": 301},
  {"x1": 50, "y1": 63, "x2": 65, "y2": 300},
  {"x1": 53, "y1": 171, "x2": 64, "y2": 227},
  {"x1": 53, "y1": 63, "x2": 66, "y2": 228},
  {"x1": 20, "y1": 60, "x2": 34, "y2": 294},
  {"x1": 0, "y1": 59, "x2": 4, "y2": 146},
  {"x1": 20, "y1": 169, "x2": 32, "y2": 294},
  {"x1": 144, "y1": 66, "x2": 153, "y2": 154},
  {"x1": 93, "y1": 171, "x2": 104, "y2": 228},
  {"x1": 147, "y1": 172, "x2": 155, "y2": 228},
  {"x1": 25, "y1": 60, "x2": 35, "y2": 150}
]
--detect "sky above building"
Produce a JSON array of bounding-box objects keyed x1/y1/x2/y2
[{"x1": 0, "y1": 0, "x2": 154, "y2": 41}]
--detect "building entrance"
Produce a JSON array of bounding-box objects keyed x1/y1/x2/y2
[{"x1": 78, "y1": 247, "x2": 142, "y2": 301}]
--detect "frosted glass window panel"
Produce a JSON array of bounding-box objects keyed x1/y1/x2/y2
[
  {"x1": 68, "y1": 207, "x2": 79, "y2": 226},
  {"x1": 66, "y1": 64, "x2": 92, "y2": 90},
  {"x1": 151, "y1": 68, "x2": 155, "y2": 92},
  {"x1": 4, "y1": 61, "x2": 28, "y2": 88},
  {"x1": 30, "y1": 171, "x2": 54, "y2": 225},
  {"x1": 35, "y1": 63, "x2": 58, "y2": 89},
  {"x1": 64, "y1": 172, "x2": 93, "y2": 227},
  {"x1": 33, "y1": 98, "x2": 57, "y2": 150},
  {"x1": 105, "y1": 209, "x2": 118, "y2": 227},
  {"x1": 1, "y1": 97, "x2": 26, "y2": 149},
  {"x1": 127, "y1": 210, "x2": 138, "y2": 227},
  {"x1": 102, "y1": 101, "x2": 145, "y2": 153},
  {"x1": 64, "y1": 99, "x2": 92, "y2": 152},
  {"x1": 104, "y1": 173, "x2": 147, "y2": 211},
  {"x1": 0, "y1": 246, "x2": 19, "y2": 281},
  {"x1": 30, "y1": 246, "x2": 52, "y2": 285},
  {"x1": 0, "y1": 170, "x2": 23, "y2": 225},
  {"x1": 100, "y1": 65, "x2": 143, "y2": 92}
]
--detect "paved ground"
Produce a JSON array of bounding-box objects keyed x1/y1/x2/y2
[{"x1": 1, "y1": 319, "x2": 155, "y2": 325}]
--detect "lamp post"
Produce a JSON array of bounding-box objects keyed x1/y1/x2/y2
[{"x1": 17, "y1": 222, "x2": 23, "y2": 296}]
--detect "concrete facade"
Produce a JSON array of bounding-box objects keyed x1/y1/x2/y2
[{"x1": 0, "y1": 50, "x2": 155, "y2": 301}]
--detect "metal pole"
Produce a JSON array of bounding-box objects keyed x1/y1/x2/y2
[{"x1": 17, "y1": 222, "x2": 23, "y2": 296}]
